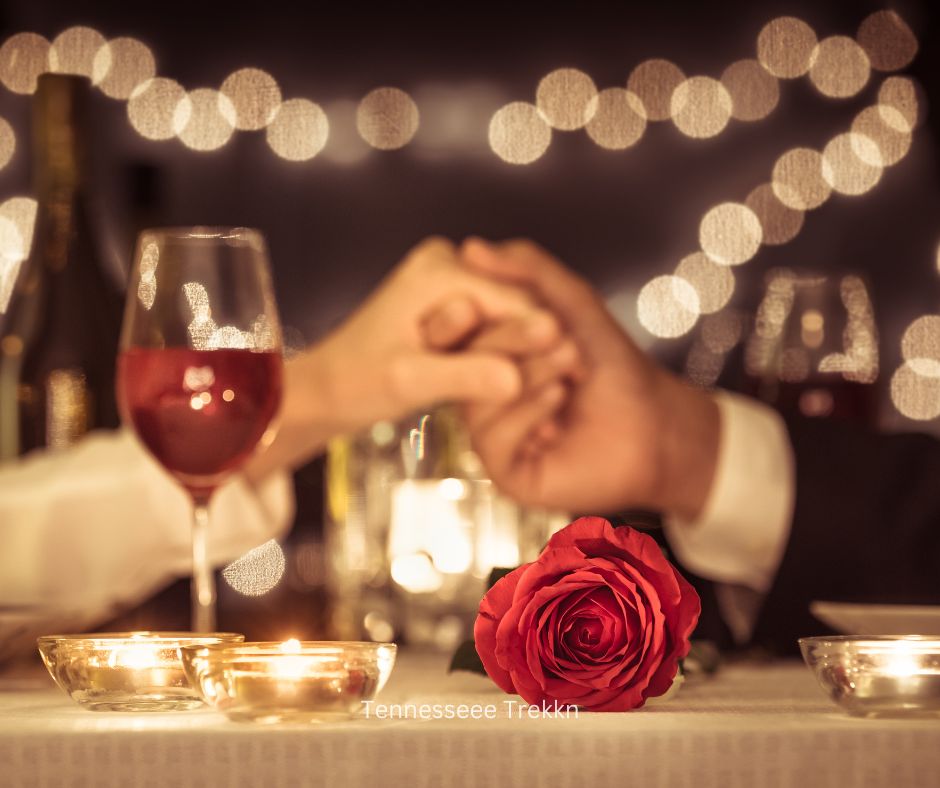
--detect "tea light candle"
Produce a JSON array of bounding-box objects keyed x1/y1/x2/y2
[
  {"x1": 180, "y1": 640, "x2": 397, "y2": 724},
  {"x1": 801, "y1": 635, "x2": 940, "y2": 717},
  {"x1": 38, "y1": 631, "x2": 244, "y2": 712}
]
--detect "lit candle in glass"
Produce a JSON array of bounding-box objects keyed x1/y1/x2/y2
[
  {"x1": 37, "y1": 631, "x2": 244, "y2": 711},
  {"x1": 180, "y1": 640, "x2": 397, "y2": 723}
]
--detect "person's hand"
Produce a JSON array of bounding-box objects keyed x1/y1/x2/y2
[
  {"x1": 457, "y1": 237, "x2": 721, "y2": 520},
  {"x1": 244, "y1": 237, "x2": 562, "y2": 481}
]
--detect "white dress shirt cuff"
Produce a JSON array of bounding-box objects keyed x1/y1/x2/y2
[{"x1": 664, "y1": 390, "x2": 795, "y2": 593}]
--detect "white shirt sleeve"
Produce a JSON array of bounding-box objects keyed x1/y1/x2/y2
[
  {"x1": 663, "y1": 390, "x2": 795, "y2": 594},
  {"x1": 0, "y1": 428, "x2": 294, "y2": 626}
]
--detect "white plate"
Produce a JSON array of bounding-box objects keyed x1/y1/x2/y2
[{"x1": 810, "y1": 601, "x2": 940, "y2": 636}]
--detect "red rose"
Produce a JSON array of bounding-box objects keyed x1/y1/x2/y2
[{"x1": 474, "y1": 516, "x2": 700, "y2": 711}]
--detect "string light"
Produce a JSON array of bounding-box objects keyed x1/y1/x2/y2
[
  {"x1": 220, "y1": 67, "x2": 282, "y2": 131},
  {"x1": 670, "y1": 76, "x2": 733, "y2": 139},
  {"x1": 637, "y1": 275, "x2": 700, "y2": 339},
  {"x1": 173, "y1": 88, "x2": 236, "y2": 152},
  {"x1": 627, "y1": 59, "x2": 685, "y2": 121},
  {"x1": 356, "y1": 87, "x2": 419, "y2": 150},
  {"x1": 92, "y1": 37, "x2": 155, "y2": 100},
  {"x1": 745, "y1": 183, "x2": 804, "y2": 245},
  {"x1": 266, "y1": 98, "x2": 329, "y2": 161},
  {"x1": 0, "y1": 118, "x2": 14, "y2": 170},
  {"x1": 675, "y1": 252, "x2": 734, "y2": 313},
  {"x1": 127, "y1": 77, "x2": 190, "y2": 141},
  {"x1": 48, "y1": 26, "x2": 106, "y2": 78},
  {"x1": 821, "y1": 132, "x2": 883, "y2": 196},
  {"x1": 0, "y1": 33, "x2": 50, "y2": 94},
  {"x1": 0, "y1": 197, "x2": 38, "y2": 313},
  {"x1": 488, "y1": 101, "x2": 551, "y2": 165},
  {"x1": 852, "y1": 105, "x2": 911, "y2": 166},
  {"x1": 772, "y1": 148, "x2": 832, "y2": 210},
  {"x1": 536, "y1": 68, "x2": 597, "y2": 130},
  {"x1": 891, "y1": 362, "x2": 940, "y2": 421},
  {"x1": 585, "y1": 88, "x2": 646, "y2": 150},
  {"x1": 856, "y1": 10, "x2": 918, "y2": 72},
  {"x1": 721, "y1": 59, "x2": 779, "y2": 122},
  {"x1": 809, "y1": 36, "x2": 870, "y2": 98},
  {"x1": 756, "y1": 17, "x2": 817, "y2": 79},
  {"x1": 699, "y1": 202, "x2": 762, "y2": 266}
]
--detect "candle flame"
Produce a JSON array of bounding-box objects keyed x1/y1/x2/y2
[{"x1": 280, "y1": 638, "x2": 302, "y2": 654}]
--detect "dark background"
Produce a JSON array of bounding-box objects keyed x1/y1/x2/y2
[
  {"x1": 1, "y1": 0, "x2": 937, "y2": 415},
  {"x1": 1, "y1": 1, "x2": 938, "y2": 634}
]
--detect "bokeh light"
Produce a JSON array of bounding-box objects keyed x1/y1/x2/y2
[
  {"x1": 721, "y1": 59, "x2": 779, "y2": 122},
  {"x1": 0, "y1": 118, "x2": 15, "y2": 170},
  {"x1": 356, "y1": 87, "x2": 419, "y2": 150},
  {"x1": 627, "y1": 59, "x2": 684, "y2": 122},
  {"x1": 772, "y1": 148, "x2": 831, "y2": 210},
  {"x1": 901, "y1": 316, "x2": 940, "y2": 363},
  {"x1": 670, "y1": 76, "x2": 732, "y2": 139},
  {"x1": 220, "y1": 67, "x2": 282, "y2": 131},
  {"x1": 92, "y1": 37, "x2": 156, "y2": 100},
  {"x1": 891, "y1": 362, "x2": 940, "y2": 421},
  {"x1": 637, "y1": 275, "x2": 700, "y2": 338},
  {"x1": 675, "y1": 252, "x2": 734, "y2": 313},
  {"x1": 488, "y1": 101, "x2": 551, "y2": 165},
  {"x1": 685, "y1": 342, "x2": 725, "y2": 388},
  {"x1": 222, "y1": 539, "x2": 286, "y2": 597},
  {"x1": 878, "y1": 76, "x2": 919, "y2": 132},
  {"x1": 536, "y1": 68, "x2": 597, "y2": 131},
  {"x1": 584, "y1": 88, "x2": 646, "y2": 150},
  {"x1": 821, "y1": 132, "x2": 883, "y2": 196},
  {"x1": 808, "y1": 36, "x2": 870, "y2": 99},
  {"x1": 701, "y1": 309, "x2": 746, "y2": 354},
  {"x1": 756, "y1": 17, "x2": 817, "y2": 79},
  {"x1": 265, "y1": 98, "x2": 329, "y2": 161},
  {"x1": 699, "y1": 202, "x2": 762, "y2": 266},
  {"x1": 0, "y1": 197, "x2": 38, "y2": 313},
  {"x1": 856, "y1": 10, "x2": 918, "y2": 72},
  {"x1": 173, "y1": 88, "x2": 236, "y2": 152},
  {"x1": 0, "y1": 33, "x2": 50, "y2": 94},
  {"x1": 852, "y1": 105, "x2": 911, "y2": 166},
  {"x1": 745, "y1": 183, "x2": 804, "y2": 245},
  {"x1": 48, "y1": 26, "x2": 106, "y2": 78},
  {"x1": 127, "y1": 78, "x2": 190, "y2": 141}
]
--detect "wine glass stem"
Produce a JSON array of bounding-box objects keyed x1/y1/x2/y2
[{"x1": 191, "y1": 499, "x2": 216, "y2": 632}]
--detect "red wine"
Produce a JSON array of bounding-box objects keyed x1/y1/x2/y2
[
  {"x1": 118, "y1": 347, "x2": 282, "y2": 497},
  {"x1": 744, "y1": 375, "x2": 878, "y2": 427}
]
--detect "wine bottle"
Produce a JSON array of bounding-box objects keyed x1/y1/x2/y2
[{"x1": 0, "y1": 74, "x2": 123, "y2": 460}]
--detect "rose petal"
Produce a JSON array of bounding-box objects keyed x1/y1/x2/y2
[{"x1": 474, "y1": 563, "x2": 528, "y2": 694}]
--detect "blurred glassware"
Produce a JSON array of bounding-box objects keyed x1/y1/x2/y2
[
  {"x1": 325, "y1": 405, "x2": 567, "y2": 652},
  {"x1": 742, "y1": 268, "x2": 880, "y2": 425}
]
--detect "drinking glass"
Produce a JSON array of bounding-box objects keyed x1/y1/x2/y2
[
  {"x1": 117, "y1": 227, "x2": 283, "y2": 631},
  {"x1": 742, "y1": 268, "x2": 879, "y2": 426}
]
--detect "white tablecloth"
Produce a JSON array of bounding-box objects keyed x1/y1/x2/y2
[{"x1": 1, "y1": 654, "x2": 938, "y2": 787}]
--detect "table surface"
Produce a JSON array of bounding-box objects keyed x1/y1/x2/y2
[{"x1": 1, "y1": 654, "x2": 938, "y2": 788}]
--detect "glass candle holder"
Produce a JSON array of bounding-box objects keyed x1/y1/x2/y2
[
  {"x1": 181, "y1": 640, "x2": 397, "y2": 724},
  {"x1": 800, "y1": 635, "x2": 940, "y2": 718},
  {"x1": 37, "y1": 631, "x2": 244, "y2": 711}
]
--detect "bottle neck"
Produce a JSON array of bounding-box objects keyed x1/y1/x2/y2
[{"x1": 32, "y1": 74, "x2": 89, "y2": 200}]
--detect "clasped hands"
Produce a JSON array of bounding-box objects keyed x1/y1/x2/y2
[{"x1": 248, "y1": 237, "x2": 720, "y2": 522}]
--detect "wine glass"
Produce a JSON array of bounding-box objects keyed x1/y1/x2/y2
[
  {"x1": 117, "y1": 227, "x2": 283, "y2": 632},
  {"x1": 742, "y1": 268, "x2": 880, "y2": 426}
]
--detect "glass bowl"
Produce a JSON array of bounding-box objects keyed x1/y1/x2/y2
[
  {"x1": 180, "y1": 640, "x2": 397, "y2": 723},
  {"x1": 37, "y1": 631, "x2": 244, "y2": 711},
  {"x1": 799, "y1": 635, "x2": 940, "y2": 718}
]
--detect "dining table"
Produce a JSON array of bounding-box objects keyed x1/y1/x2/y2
[{"x1": 1, "y1": 651, "x2": 938, "y2": 787}]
